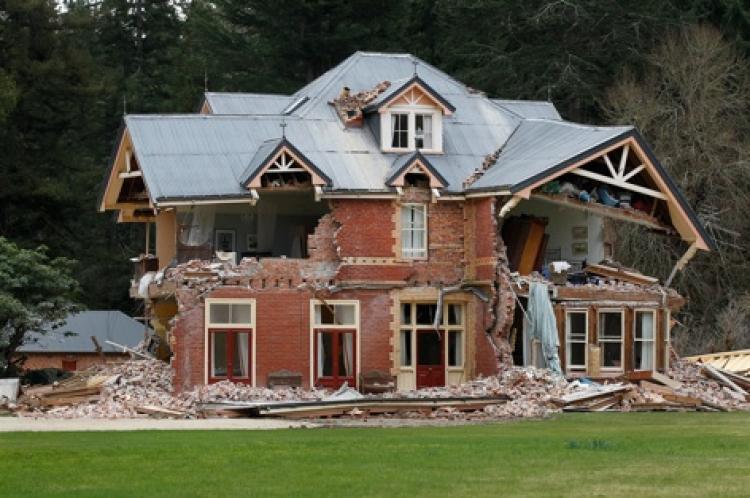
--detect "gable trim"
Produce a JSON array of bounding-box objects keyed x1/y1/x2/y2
[
  {"x1": 98, "y1": 125, "x2": 155, "y2": 214},
  {"x1": 365, "y1": 76, "x2": 455, "y2": 115},
  {"x1": 242, "y1": 139, "x2": 332, "y2": 189},
  {"x1": 386, "y1": 152, "x2": 448, "y2": 189},
  {"x1": 508, "y1": 131, "x2": 714, "y2": 251}
]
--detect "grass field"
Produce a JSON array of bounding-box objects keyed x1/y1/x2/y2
[{"x1": 2, "y1": 412, "x2": 749, "y2": 497}]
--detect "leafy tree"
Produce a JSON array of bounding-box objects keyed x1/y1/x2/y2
[
  {"x1": 0, "y1": 237, "x2": 80, "y2": 377},
  {"x1": 604, "y1": 25, "x2": 750, "y2": 353}
]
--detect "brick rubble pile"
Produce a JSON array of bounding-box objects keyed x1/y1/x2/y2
[{"x1": 11, "y1": 357, "x2": 749, "y2": 420}]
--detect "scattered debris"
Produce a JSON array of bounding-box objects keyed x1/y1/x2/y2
[{"x1": 9, "y1": 355, "x2": 749, "y2": 420}]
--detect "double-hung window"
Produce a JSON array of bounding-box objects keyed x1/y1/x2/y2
[
  {"x1": 634, "y1": 310, "x2": 656, "y2": 370},
  {"x1": 311, "y1": 301, "x2": 358, "y2": 389},
  {"x1": 598, "y1": 310, "x2": 624, "y2": 369},
  {"x1": 391, "y1": 113, "x2": 409, "y2": 149},
  {"x1": 565, "y1": 310, "x2": 587, "y2": 370},
  {"x1": 384, "y1": 109, "x2": 442, "y2": 152},
  {"x1": 414, "y1": 114, "x2": 433, "y2": 149},
  {"x1": 401, "y1": 204, "x2": 427, "y2": 259},
  {"x1": 206, "y1": 300, "x2": 254, "y2": 384}
]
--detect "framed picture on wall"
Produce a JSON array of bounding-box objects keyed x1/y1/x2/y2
[
  {"x1": 215, "y1": 229, "x2": 236, "y2": 253},
  {"x1": 572, "y1": 225, "x2": 588, "y2": 240},
  {"x1": 571, "y1": 242, "x2": 588, "y2": 257}
]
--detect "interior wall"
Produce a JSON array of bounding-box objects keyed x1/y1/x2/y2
[
  {"x1": 514, "y1": 199, "x2": 605, "y2": 268},
  {"x1": 177, "y1": 192, "x2": 330, "y2": 258}
]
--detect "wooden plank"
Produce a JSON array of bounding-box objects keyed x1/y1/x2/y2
[
  {"x1": 624, "y1": 307, "x2": 634, "y2": 371},
  {"x1": 584, "y1": 263, "x2": 659, "y2": 285},
  {"x1": 640, "y1": 380, "x2": 674, "y2": 396},
  {"x1": 702, "y1": 365, "x2": 748, "y2": 395},
  {"x1": 650, "y1": 371, "x2": 683, "y2": 390},
  {"x1": 570, "y1": 168, "x2": 668, "y2": 200},
  {"x1": 662, "y1": 393, "x2": 702, "y2": 406}
]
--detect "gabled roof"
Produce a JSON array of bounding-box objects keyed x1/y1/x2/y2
[
  {"x1": 202, "y1": 92, "x2": 294, "y2": 115},
  {"x1": 491, "y1": 99, "x2": 561, "y2": 120},
  {"x1": 386, "y1": 151, "x2": 448, "y2": 188},
  {"x1": 17, "y1": 311, "x2": 147, "y2": 354},
  {"x1": 468, "y1": 119, "x2": 633, "y2": 191},
  {"x1": 102, "y1": 51, "x2": 712, "y2": 250},
  {"x1": 363, "y1": 75, "x2": 456, "y2": 114},
  {"x1": 240, "y1": 137, "x2": 333, "y2": 188}
]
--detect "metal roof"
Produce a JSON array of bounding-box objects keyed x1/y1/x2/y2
[
  {"x1": 203, "y1": 92, "x2": 293, "y2": 115},
  {"x1": 385, "y1": 151, "x2": 448, "y2": 187},
  {"x1": 18, "y1": 311, "x2": 148, "y2": 354},
  {"x1": 469, "y1": 119, "x2": 633, "y2": 191},
  {"x1": 491, "y1": 99, "x2": 562, "y2": 120},
  {"x1": 363, "y1": 75, "x2": 456, "y2": 113}
]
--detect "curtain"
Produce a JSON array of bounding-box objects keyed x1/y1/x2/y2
[
  {"x1": 317, "y1": 333, "x2": 326, "y2": 378},
  {"x1": 236, "y1": 332, "x2": 249, "y2": 378},
  {"x1": 342, "y1": 333, "x2": 354, "y2": 376},
  {"x1": 638, "y1": 312, "x2": 655, "y2": 370},
  {"x1": 177, "y1": 206, "x2": 216, "y2": 246}
]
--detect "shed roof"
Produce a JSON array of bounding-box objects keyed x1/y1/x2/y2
[{"x1": 18, "y1": 311, "x2": 147, "y2": 354}]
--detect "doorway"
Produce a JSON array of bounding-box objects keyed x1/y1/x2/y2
[{"x1": 416, "y1": 330, "x2": 445, "y2": 388}]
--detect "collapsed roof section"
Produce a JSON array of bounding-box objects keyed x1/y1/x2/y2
[{"x1": 99, "y1": 51, "x2": 713, "y2": 251}]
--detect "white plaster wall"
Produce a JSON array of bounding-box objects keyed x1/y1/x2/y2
[{"x1": 513, "y1": 199, "x2": 605, "y2": 267}]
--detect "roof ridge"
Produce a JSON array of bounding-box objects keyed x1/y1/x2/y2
[
  {"x1": 522, "y1": 118, "x2": 633, "y2": 130},
  {"x1": 205, "y1": 92, "x2": 291, "y2": 98}
]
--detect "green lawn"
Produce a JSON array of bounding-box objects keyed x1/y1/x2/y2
[{"x1": 2, "y1": 413, "x2": 749, "y2": 497}]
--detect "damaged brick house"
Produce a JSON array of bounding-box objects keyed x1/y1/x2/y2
[{"x1": 99, "y1": 52, "x2": 713, "y2": 392}]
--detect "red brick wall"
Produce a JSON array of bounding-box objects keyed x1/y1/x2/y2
[
  {"x1": 333, "y1": 199, "x2": 395, "y2": 257},
  {"x1": 170, "y1": 192, "x2": 504, "y2": 391},
  {"x1": 20, "y1": 353, "x2": 128, "y2": 372},
  {"x1": 171, "y1": 287, "x2": 394, "y2": 391}
]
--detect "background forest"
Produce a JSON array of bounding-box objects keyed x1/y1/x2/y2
[{"x1": 1, "y1": 0, "x2": 749, "y2": 354}]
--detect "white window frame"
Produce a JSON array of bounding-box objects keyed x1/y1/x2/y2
[
  {"x1": 634, "y1": 308, "x2": 657, "y2": 371},
  {"x1": 400, "y1": 203, "x2": 428, "y2": 260},
  {"x1": 204, "y1": 298, "x2": 256, "y2": 386},
  {"x1": 664, "y1": 309, "x2": 671, "y2": 370},
  {"x1": 380, "y1": 106, "x2": 443, "y2": 153},
  {"x1": 309, "y1": 300, "x2": 361, "y2": 388},
  {"x1": 565, "y1": 309, "x2": 588, "y2": 370},
  {"x1": 597, "y1": 308, "x2": 624, "y2": 372}
]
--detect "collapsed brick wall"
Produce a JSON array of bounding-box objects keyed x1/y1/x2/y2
[
  {"x1": 167, "y1": 190, "x2": 514, "y2": 390},
  {"x1": 20, "y1": 353, "x2": 129, "y2": 372}
]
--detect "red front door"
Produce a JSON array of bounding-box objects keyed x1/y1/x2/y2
[
  {"x1": 416, "y1": 330, "x2": 445, "y2": 388},
  {"x1": 314, "y1": 330, "x2": 356, "y2": 389}
]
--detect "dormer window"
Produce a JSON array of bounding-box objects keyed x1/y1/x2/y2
[
  {"x1": 415, "y1": 114, "x2": 432, "y2": 149},
  {"x1": 391, "y1": 113, "x2": 409, "y2": 148},
  {"x1": 384, "y1": 109, "x2": 442, "y2": 153},
  {"x1": 368, "y1": 76, "x2": 454, "y2": 154}
]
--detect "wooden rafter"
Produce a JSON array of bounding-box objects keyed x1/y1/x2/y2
[{"x1": 571, "y1": 144, "x2": 666, "y2": 200}]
